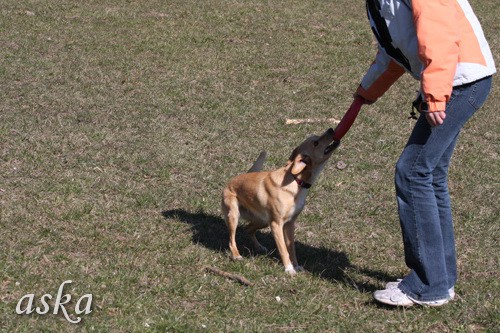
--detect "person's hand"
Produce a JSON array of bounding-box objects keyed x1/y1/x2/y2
[{"x1": 425, "y1": 111, "x2": 446, "y2": 127}]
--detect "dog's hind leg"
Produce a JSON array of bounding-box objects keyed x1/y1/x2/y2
[
  {"x1": 244, "y1": 222, "x2": 268, "y2": 254},
  {"x1": 222, "y1": 191, "x2": 243, "y2": 260}
]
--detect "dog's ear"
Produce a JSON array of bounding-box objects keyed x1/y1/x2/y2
[
  {"x1": 286, "y1": 148, "x2": 299, "y2": 172},
  {"x1": 288, "y1": 147, "x2": 299, "y2": 163},
  {"x1": 291, "y1": 154, "x2": 311, "y2": 175}
]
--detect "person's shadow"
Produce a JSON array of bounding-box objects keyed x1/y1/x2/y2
[{"x1": 161, "y1": 209, "x2": 397, "y2": 293}]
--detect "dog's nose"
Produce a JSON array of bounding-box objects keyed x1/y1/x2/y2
[{"x1": 326, "y1": 128, "x2": 334, "y2": 136}]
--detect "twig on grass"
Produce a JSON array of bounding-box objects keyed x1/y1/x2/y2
[
  {"x1": 285, "y1": 118, "x2": 340, "y2": 125},
  {"x1": 204, "y1": 266, "x2": 253, "y2": 287}
]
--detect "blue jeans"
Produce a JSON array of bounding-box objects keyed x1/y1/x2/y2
[{"x1": 396, "y1": 76, "x2": 492, "y2": 302}]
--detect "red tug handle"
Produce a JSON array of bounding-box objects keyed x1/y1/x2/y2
[{"x1": 332, "y1": 96, "x2": 365, "y2": 142}]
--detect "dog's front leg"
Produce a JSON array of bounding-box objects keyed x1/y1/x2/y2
[
  {"x1": 284, "y1": 219, "x2": 303, "y2": 272},
  {"x1": 270, "y1": 220, "x2": 295, "y2": 275}
]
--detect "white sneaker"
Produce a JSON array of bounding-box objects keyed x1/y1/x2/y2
[
  {"x1": 408, "y1": 295, "x2": 449, "y2": 307},
  {"x1": 373, "y1": 287, "x2": 414, "y2": 307},
  {"x1": 385, "y1": 280, "x2": 455, "y2": 300},
  {"x1": 385, "y1": 279, "x2": 403, "y2": 290},
  {"x1": 449, "y1": 286, "x2": 455, "y2": 300},
  {"x1": 374, "y1": 287, "x2": 449, "y2": 307}
]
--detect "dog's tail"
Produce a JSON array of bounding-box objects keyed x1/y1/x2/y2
[{"x1": 247, "y1": 151, "x2": 267, "y2": 173}]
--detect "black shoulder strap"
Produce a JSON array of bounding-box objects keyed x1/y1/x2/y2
[{"x1": 366, "y1": 0, "x2": 412, "y2": 72}]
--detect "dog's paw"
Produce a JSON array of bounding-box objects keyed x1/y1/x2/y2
[
  {"x1": 285, "y1": 264, "x2": 297, "y2": 276},
  {"x1": 231, "y1": 255, "x2": 243, "y2": 261},
  {"x1": 294, "y1": 265, "x2": 304, "y2": 272},
  {"x1": 255, "y1": 245, "x2": 269, "y2": 255}
]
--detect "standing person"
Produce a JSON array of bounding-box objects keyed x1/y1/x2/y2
[{"x1": 343, "y1": 0, "x2": 496, "y2": 306}]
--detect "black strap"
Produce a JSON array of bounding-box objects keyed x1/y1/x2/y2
[{"x1": 366, "y1": 0, "x2": 412, "y2": 72}]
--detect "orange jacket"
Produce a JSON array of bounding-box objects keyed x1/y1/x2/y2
[{"x1": 358, "y1": 0, "x2": 496, "y2": 112}]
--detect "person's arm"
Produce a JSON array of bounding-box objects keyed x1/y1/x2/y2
[
  {"x1": 412, "y1": 0, "x2": 459, "y2": 115},
  {"x1": 356, "y1": 49, "x2": 405, "y2": 103},
  {"x1": 332, "y1": 50, "x2": 404, "y2": 141}
]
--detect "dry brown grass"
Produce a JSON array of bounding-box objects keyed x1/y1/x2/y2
[{"x1": 1, "y1": 0, "x2": 498, "y2": 332}]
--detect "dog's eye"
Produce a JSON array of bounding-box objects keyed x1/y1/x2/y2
[{"x1": 313, "y1": 141, "x2": 319, "y2": 147}]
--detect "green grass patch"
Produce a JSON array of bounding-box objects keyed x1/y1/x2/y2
[{"x1": 1, "y1": 0, "x2": 498, "y2": 332}]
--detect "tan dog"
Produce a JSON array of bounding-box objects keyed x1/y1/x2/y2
[{"x1": 222, "y1": 128, "x2": 339, "y2": 275}]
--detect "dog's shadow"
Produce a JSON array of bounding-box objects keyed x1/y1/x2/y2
[{"x1": 162, "y1": 209, "x2": 396, "y2": 292}]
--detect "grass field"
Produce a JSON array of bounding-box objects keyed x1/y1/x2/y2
[{"x1": 1, "y1": 0, "x2": 498, "y2": 332}]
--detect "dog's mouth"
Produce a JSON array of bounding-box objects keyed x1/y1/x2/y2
[
  {"x1": 322, "y1": 128, "x2": 340, "y2": 155},
  {"x1": 324, "y1": 140, "x2": 340, "y2": 155}
]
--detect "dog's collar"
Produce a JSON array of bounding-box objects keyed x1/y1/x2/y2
[{"x1": 294, "y1": 176, "x2": 312, "y2": 189}]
